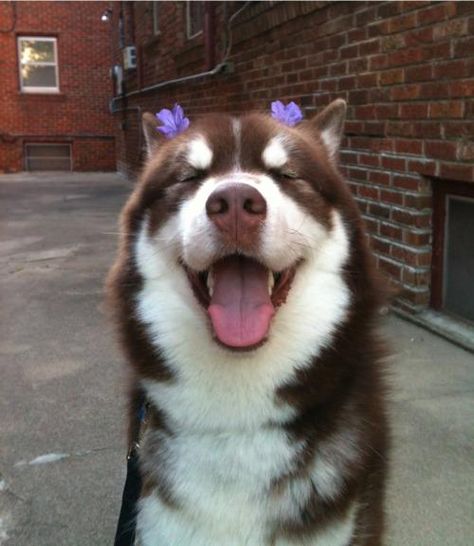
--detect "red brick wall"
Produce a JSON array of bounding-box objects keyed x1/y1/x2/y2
[
  {"x1": 0, "y1": 1, "x2": 115, "y2": 172},
  {"x1": 115, "y1": 1, "x2": 474, "y2": 313}
]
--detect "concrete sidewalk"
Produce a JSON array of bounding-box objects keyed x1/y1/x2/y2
[{"x1": 0, "y1": 172, "x2": 473, "y2": 545}]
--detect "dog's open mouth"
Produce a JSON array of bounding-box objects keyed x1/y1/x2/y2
[{"x1": 185, "y1": 255, "x2": 296, "y2": 350}]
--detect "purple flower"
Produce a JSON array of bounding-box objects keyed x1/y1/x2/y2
[
  {"x1": 155, "y1": 103, "x2": 190, "y2": 139},
  {"x1": 270, "y1": 100, "x2": 303, "y2": 127}
]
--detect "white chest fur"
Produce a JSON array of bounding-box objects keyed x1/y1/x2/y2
[
  {"x1": 137, "y1": 426, "x2": 356, "y2": 546},
  {"x1": 138, "y1": 426, "x2": 302, "y2": 545}
]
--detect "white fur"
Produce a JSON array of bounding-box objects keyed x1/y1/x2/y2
[
  {"x1": 320, "y1": 129, "x2": 339, "y2": 160},
  {"x1": 312, "y1": 428, "x2": 361, "y2": 501},
  {"x1": 138, "y1": 494, "x2": 356, "y2": 546},
  {"x1": 260, "y1": 426, "x2": 361, "y2": 540},
  {"x1": 232, "y1": 118, "x2": 241, "y2": 168},
  {"x1": 187, "y1": 137, "x2": 213, "y2": 170},
  {"x1": 262, "y1": 136, "x2": 289, "y2": 169},
  {"x1": 275, "y1": 504, "x2": 357, "y2": 546},
  {"x1": 133, "y1": 163, "x2": 353, "y2": 544},
  {"x1": 138, "y1": 494, "x2": 263, "y2": 546},
  {"x1": 138, "y1": 428, "x2": 305, "y2": 545}
]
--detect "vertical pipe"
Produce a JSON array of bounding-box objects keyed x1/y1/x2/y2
[
  {"x1": 204, "y1": 1, "x2": 215, "y2": 70},
  {"x1": 128, "y1": 0, "x2": 136, "y2": 45}
]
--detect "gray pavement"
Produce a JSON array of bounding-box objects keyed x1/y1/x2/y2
[{"x1": 0, "y1": 172, "x2": 473, "y2": 545}]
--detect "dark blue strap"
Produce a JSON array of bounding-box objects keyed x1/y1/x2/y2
[
  {"x1": 114, "y1": 394, "x2": 146, "y2": 546},
  {"x1": 114, "y1": 449, "x2": 141, "y2": 546}
]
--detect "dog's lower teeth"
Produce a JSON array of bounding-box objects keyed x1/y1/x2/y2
[
  {"x1": 268, "y1": 270, "x2": 274, "y2": 295},
  {"x1": 207, "y1": 271, "x2": 214, "y2": 297}
]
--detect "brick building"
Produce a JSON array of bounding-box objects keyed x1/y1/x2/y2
[
  {"x1": 113, "y1": 1, "x2": 474, "y2": 326},
  {"x1": 0, "y1": 1, "x2": 115, "y2": 172}
]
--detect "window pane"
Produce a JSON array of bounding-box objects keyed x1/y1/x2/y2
[
  {"x1": 26, "y1": 145, "x2": 70, "y2": 158},
  {"x1": 20, "y1": 39, "x2": 55, "y2": 64},
  {"x1": 444, "y1": 196, "x2": 474, "y2": 322},
  {"x1": 25, "y1": 144, "x2": 71, "y2": 171},
  {"x1": 153, "y1": 1, "x2": 160, "y2": 34},
  {"x1": 21, "y1": 64, "x2": 57, "y2": 88},
  {"x1": 188, "y1": 1, "x2": 203, "y2": 37},
  {"x1": 27, "y1": 157, "x2": 71, "y2": 171}
]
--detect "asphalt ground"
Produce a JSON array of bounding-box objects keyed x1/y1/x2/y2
[{"x1": 0, "y1": 172, "x2": 473, "y2": 545}]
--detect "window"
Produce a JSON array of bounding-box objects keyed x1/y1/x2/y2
[
  {"x1": 186, "y1": 1, "x2": 204, "y2": 39},
  {"x1": 432, "y1": 180, "x2": 474, "y2": 323},
  {"x1": 152, "y1": 1, "x2": 160, "y2": 35},
  {"x1": 25, "y1": 144, "x2": 71, "y2": 171},
  {"x1": 18, "y1": 37, "x2": 59, "y2": 93}
]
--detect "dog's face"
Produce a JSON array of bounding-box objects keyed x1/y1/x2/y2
[
  {"x1": 115, "y1": 101, "x2": 360, "y2": 420},
  {"x1": 124, "y1": 101, "x2": 355, "y2": 355}
]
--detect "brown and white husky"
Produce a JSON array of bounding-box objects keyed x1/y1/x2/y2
[{"x1": 107, "y1": 99, "x2": 389, "y2": 546}]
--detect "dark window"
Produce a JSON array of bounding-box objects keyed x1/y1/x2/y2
[
  {"x1": 25, "y1": 144, "x2": 71, "y2": 171},
  {"x1": 432, "y1": 180, "x2": 474, "y2": 323},
  {"x1": 186, "y1": 1, "x2": 204, "y2": 39},
  {"x1": 443, "y1": 196, "x2": 474, "y2": 321}
]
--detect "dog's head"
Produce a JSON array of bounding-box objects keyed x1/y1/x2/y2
[{"x1": 110, "y1": 100, "x2": 378, "y2": 381}]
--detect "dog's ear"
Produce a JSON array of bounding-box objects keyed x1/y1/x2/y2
[
  {"x1": 306, "y1": 99, "x2": 347, "y2": 160},
  {"x1": 142, "y1": 112, "x2": 163, "y2": 158}
]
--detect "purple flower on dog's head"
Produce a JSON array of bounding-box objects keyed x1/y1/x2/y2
[
  {"x1": 155, "y1": 103, "x2": 190, "y2": 139},
  {"x1": 271, "y1": 100, "x2": 303, "y2": 127}
]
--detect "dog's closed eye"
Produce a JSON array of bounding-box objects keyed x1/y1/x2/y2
[
  {"x1": 180, "y1": 169, "x2": 207, "y2": 183},
  {"x1": 270, "y1": 168, "x2": 298, "y2": 181}
]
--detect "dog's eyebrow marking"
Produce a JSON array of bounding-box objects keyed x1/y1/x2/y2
[
  {"x1": 262, "y1": 136, "x2": 288, "y2": 169},
  {"x1": 232, "y1": 118, "x2": 241, "y2": 169},
  {"x1": 187, "y1": 137, "x2": 213, "y2": 170}
]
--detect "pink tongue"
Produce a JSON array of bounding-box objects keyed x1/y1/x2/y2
[{"x1": 208, "y1": 256, "x2": 274, "y2": 348}]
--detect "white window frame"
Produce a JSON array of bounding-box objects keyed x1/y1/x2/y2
[
  {"x1": 186, "y1": 1, "x2": 203, "y2": 40},
  {"x1": 18, "y1": 36, "x2": 59, "y2": 93},
  {"x1": 152, "y1": 1, "x2": 160, "y2": 35}
]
